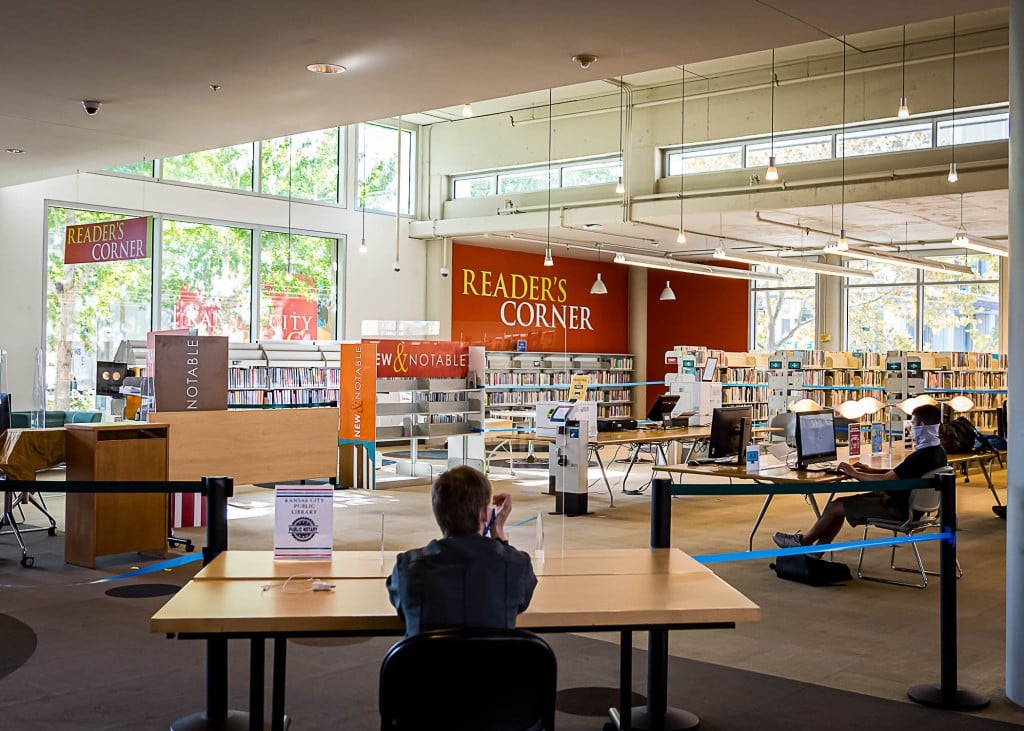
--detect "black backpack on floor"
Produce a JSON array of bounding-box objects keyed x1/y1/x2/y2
[{"x1": 771, "y1": 555, "x2": 852, "y2": 586}]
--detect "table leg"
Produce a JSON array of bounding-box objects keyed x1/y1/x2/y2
[
  {"x1": 620, "y1": 630, "x2": 632, "y2": 731},
  {"x1": 249, "y1": 639, "x2": 265, "y2": 731},
  {"x1": 271, "y1": 637, "x2": 287, "y2": 731},
  {"x1": 592, "y1": 447, "x2": 614, "y2": 507},
  {"x1": 621, "y1": 444, "x2": 642, "y2": 494},
  {"x1": 749, "y1": 495, "x2": 774, "y2": 551},
  {"x1": 807, "y1": 493, "x2": 822, "y2": 519},
  {"x1": 980, "y1": 458, "x2": 1001, "y2": 505}
]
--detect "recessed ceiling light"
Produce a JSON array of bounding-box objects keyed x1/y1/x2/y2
[
  {"x1": 5, "y1": 148, "x2": 25, "y2": 154},
  {"x1": 306, "y1": 62, "x2": 346, "y2": 75}
]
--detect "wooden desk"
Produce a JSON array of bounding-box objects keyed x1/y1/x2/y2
[
  {"x1": 65, "y1": 422, "x2": 170, "y2": 567},
  {"x1": 0, "y1": 427, "x2": 66, "y2": 481},
  {"x1": 153, "y1": 548, "x2": 759, "y2": 731}
]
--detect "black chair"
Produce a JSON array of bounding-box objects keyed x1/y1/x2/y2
[{"x1": 379, "y1": 628, "x2": 557, "y2": 731}]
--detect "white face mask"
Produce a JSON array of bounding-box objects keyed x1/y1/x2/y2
[{"x1": 912, "y1": 423, "x2": 940, "y2": 449}]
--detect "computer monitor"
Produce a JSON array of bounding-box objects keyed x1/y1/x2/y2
[
  {"x1": 646, "y1": 394, "x2": 680, "y2": 427},
  {"x1": 707, "y1": 406, "x2": 753, "y2": 462},
  {"x1": 548, "y1": 403, "x2": 574, "y2": 423},
  {"x1": 795, "y1": 411, "x2": 838, "y2": 469},
  {"x1": 701, "y1": 356, "x2": 719, "y2": 382},
  {"x1": 0, "y1": 392, "x2": 11, "y2": 437}
]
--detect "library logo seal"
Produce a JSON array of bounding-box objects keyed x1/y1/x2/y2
[{"x1": 288, "y1": 517, "x2": 318, "y2": 542}]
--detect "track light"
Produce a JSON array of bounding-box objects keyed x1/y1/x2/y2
[
  {"x1": 462, "y1": 103, "x2": 474, "y2": 117},
  {"x1": 659, "y1": 281, "x2": 676, "y2": 301},
  {"x1": 613, "y1": 252, "x2": 626, "y2": 263}
]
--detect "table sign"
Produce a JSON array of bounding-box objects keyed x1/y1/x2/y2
[
  {"x1": 274, "y1": 485, "x2": 334, "y2": 560},
  {"x1": 568, "y1": 374, "x2": 590, "y2": 402},
  {"x1": 871, "y1": 422, "x2": 884, "y2": 455},
  {"x1": 745, "y1": 445, "x2": 761, "y2": 472},
  {"x1": 848, "y1": 423, "x2": 861, "y2": 457}
]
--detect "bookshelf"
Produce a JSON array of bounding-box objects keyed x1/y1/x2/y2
[
  {"x1": 483, "y1": 351, "x2": 636, "y2": 419},
  {"x1": 375, "y1": 377, "x2": 484, "y2": 439},
  {"x1": 227, "y1": 341, "x2": 341, "y2": 408}
]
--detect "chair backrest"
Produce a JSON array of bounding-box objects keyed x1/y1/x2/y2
[
  {"x1": 770, "y1": 412, "x2": 796, "y2": 446},
  {"x1": 379, "y1": 628, "x2": 557, "y2": 731},
  {"x1": 909, "y1": 466, "x2": 954, "y2": 514}
]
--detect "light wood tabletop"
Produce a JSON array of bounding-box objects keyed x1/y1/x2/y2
[{"x1": 191, "y1": 548, "x2": 709, "y2": 581}]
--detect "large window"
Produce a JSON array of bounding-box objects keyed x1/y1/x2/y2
[
  {"x1": 45, "y1": 207, "x2": 152, "y2": 410},
  {"x1": 160, "y1": 220, "x2": 253, "y2": 339},
  {"x1": 358, "y1": 122, "x2": 416, "y2": 214},
  {"x1": 845, "y1": 255, "x2": 1000, "y2": 352},
  {"x1": 751, "y1": 265, "x2": 816, "y2": 351},
  {"x1": 261, "y1": 128, "x2": 341, "y2": 203},
  {"x1": 259, "y1": 232, "x2": 339, "y2": 340},
  {"x1": 162, "y1": 143, "x2": 255, "y2": 191}
]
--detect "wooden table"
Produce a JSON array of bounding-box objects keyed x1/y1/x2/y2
[
  {"x1": 0, "y1": 427, "x2": 66, "y2": 481},
  {"x1": 153, "y1": 548, "x2": 759, "y2": 731}
]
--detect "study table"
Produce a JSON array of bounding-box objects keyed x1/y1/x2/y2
[
  {"x1": 0, "y1": 428, "x2": 64, "y2": 565},
  {"x1": 152, "y1": 548, "x2": 760, "y2": 731}
]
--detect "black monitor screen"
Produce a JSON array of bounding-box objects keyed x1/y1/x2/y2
[
  {"x1": 646, "y1": 394, "x2": 680, "y2": 424},
  {"x1": 0, "y1": 392, "x2": 11, "y2": 436},
  {"x1": 708, "y1": 406, "x2": 753, "y2": 461},
  {"x1": 795, "y1": 411, "x2": 838, "y2": 468}
]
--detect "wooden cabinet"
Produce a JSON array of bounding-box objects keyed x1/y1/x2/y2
[{"x1": 64, "y1": 423, "x2": 170, "y2": 568}]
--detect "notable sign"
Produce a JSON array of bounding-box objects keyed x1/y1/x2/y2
[
  {"x1": 64, "y1": 216, "x2": 151, "y2": 264},
  {"x1": 367, "y1": 339, "x2": 469, "y2": 379},
  {"x1": 339, "y1": 341, "x2": 376, "y2": 451},
  {"x1": 871, "y1": 422, "x2": 885, "y2": 454},
  {"x1": 451, "y1": 243, "x2": 628, "y2": 353},
  {"x1": 147, "y1": 333, "x2": 228, "y2": 412},
  {"x1": 274, "y1": 485, "x2": 334, "y2": 560},
  {"x1": 848, "y1": 423, "x2": 861, "y2": 457},
  {"x1": 568, "y1": 374, "x2": 590, "y2": 402}
]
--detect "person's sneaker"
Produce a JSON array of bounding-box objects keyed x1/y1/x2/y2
[{"x1": 772, "y1": 532, "x2": 804, "y2": 548}]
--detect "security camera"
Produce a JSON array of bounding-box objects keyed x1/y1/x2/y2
[
  {"x1": 440, "y1": 266, "x2": 450, "y2": 278},
  {"x1": 572, "y1": 54, "x2": 598, "y2": 70},
  {"x1": 82, "y1": 100, "x2": 102, "y2": 116},
  {"x1": 392, "y1": 260, "x2": 401, "y2": 272}
]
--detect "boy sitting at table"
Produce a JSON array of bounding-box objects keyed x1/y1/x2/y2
[
  {"x1": 773, "y1": 403, "x2": 946, "y2": 550},
  {"x1": 387, "y1": 466, "x2": 537, "y2": 636}
]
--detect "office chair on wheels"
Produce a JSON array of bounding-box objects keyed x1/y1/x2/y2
[
  {"x1": 856, "y1": 467, "x2": 962, "y2": 588},
  {"x1": 379, "y1": 628, "x2": 557, "y2": 731}
]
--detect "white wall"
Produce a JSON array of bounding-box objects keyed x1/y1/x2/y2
[{"x1": 0, "y1": 171, "x2": 427, "y2": 401}]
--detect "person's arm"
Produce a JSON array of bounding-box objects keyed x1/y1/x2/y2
[
  {"x1": 839, "y1": 461, "x2": 898, "y2": 481},
  {"x1": 386, "y1": 561, "x2": 405, "y2": 620},
  {"x1": 490, "y1": 492, "x2": 513, "y2": 542}
]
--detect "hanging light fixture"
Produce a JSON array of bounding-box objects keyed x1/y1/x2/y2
[
  {"x1": 677, "y1": 66, "x2": 687, "y2": 244},
  {"x1": 615, "y1": 77, "x2": 625, "y2": 195},
  {"x1": 462, "y1": 102, "x2": 474, "y2": 117},
  {"x1": 590, "y1": 246, "x2": 608, "y2": 294},
  {"x1": 544, "y1": 88, "x2": 554, "y2": 267},
  {"x1": 712, "y1": 248, "x2": 876, "y2": 279},
  {"x1": 765, "y1": 49, "x2": 780, "y2": 182},
  {"x1": 837, "y1": 37, "x2": 849, "y2": 250},
  {"x1": 948, "y1": 17, "x2": 959, "y2": 183},
  {"x1": 659, "y1": 280, "x2": 676, "y2": 301},
  {"x1": 898, "y1": 25, "x2": 911, "y2": 118},
  {"x1": 952, "y1": 193, "x2": 969, "y2": 245},
  {"x1": 358, "y1": 125, "x2": 368, "y2": 254},
  {"x1": 950, "y1": 194, "x2": 1009, "y2": 257}
]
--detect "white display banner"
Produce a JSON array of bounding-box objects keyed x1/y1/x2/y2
[{"x1": 274, "y1": 485, "x2": 334, "y2": 560}]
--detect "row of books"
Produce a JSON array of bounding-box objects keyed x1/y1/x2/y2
[
  {"x1": 228, "y1": 366, "x2": 341, "y2": 389},
  {"x1": 228, "y1": 388, "x2": 339, "y2": 406},
  {"x1": 927, "y1": 371, "x2": 1007, "y2": 390}
]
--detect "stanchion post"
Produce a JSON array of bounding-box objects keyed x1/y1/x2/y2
[
  {"x1": 651, "y1": 477, "x2": 672, "y2": 549},
  {"x1": 908, "y1": 471, "x2": 989, "y2": 711},
  {"x1": 202, "y1": 476, "x2": 233, "y2": 567}
]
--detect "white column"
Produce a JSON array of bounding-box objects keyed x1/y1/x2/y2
[{"x1": 1006, "y1": 0, "x2": 1024, "y2": 707}]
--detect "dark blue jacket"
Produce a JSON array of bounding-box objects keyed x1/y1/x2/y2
[{"x1": 387, "y1": 534, "x2": 537, "y2": 636}]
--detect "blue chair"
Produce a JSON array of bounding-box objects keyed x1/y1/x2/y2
[{"x1": 379, "y1": 628, "x2": 557, "y2": 731}]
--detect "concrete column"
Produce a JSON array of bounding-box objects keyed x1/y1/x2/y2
[
  {"x1": 628, "y1": 266, "x2": 648, "y2": 419},
  {"x1": 1007, "y1": 0, "x2": 1024, "y2": 707}
]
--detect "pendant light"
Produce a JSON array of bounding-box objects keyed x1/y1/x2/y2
[
  {"x1": 677, "y1": 66, "x2": 687, "y2": 244},
  {"x1": 659, "y1": 280, "x2": 676, "y2": 301},
  {"x1": 948, "y1": 16, "x2": 958, "y2": 183},
  {"x1": 836, "y1": 38, "x2": 849, "y2": 250},
  {"x1": 950, "y1": 194, "x2": 1010, "y2": 257},
  {"x1": 765, "y1": 49, "x2": 780, "y2": 182},
  {"x1": 898, "y1": 26, "x2": 910, "y2": 118},
  {"x1": 590, "y1": 245, "x2": 608, "y2": 294},
  {"x1": 544, "y1": 88, "x2": 554, "y2": 266},
  {"x1": 462, "y1": 102, "x2": 474, "y2": 117},
  {"x1": 952, "y1": 194, "x2": 969, "y2": 246},
  {"x1": 615, "y1": 77, "x2": 625, "y2": 195},
  {"x1": 358, "y1": 125, "x2": 368, "y2": 254}
]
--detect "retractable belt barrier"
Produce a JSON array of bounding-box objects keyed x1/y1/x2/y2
[{"x1": 649, "y1": 473, "x2": 988, "y2": 712}]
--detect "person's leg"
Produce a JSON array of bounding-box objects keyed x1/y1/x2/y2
[{"x1": 800, "y1": 497, "x2": 847, "y2": 546}]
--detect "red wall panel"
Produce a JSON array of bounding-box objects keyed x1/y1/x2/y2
[{"x1": 645, "y1": 267, "x2": 749, "y2": 412}]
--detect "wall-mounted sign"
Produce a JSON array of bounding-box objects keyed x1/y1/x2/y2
[
  {"x1": 64, "y1": 216, "x2": 151, "y2": 265},
  {"x1": 451, "y1": 243, "x2": 628, "y2": 353},
  {"x1": 366, "y1": 339, "x2": 469, "y2": 379}
]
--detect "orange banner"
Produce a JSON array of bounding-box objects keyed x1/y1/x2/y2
[
  {"x1": 339, "y1": 342, "x2": 376, "y2": 449},
  {"x1": 451, "y1": 243, "x2": 628, "y2": 352},
  {"x1": 366, "y1": 339, "x2": 469, "y2": 378}
]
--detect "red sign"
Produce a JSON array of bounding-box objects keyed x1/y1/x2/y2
[
  {"x1": 366, "y1": 339, "x2": 469, "y2": 378},
  {"x1": 451, "y1": 243, "x2": 628, "y2": 352},
  {"x1": 64, "y1": 216, "x2": 151, "y2": 264},
  {"x1": 339, "y1": 342, "x2": 376, "y2": 444}
]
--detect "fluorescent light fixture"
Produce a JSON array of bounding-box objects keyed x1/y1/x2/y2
[
  {"x1": 306, "y1": 62, "x2": 346, "y2": 74},
  {"x1": 462, "y1": 102, "x2": 474, "y2": 117},
  {"x1": 622, "y1": 254, "x2": 785, "y2": 283},
  {"x1": 590, "y1": 272, "x2": 608, "y2": 295},
  {"x1": 612, "y1": 252, "x2": 626, "y2": 263},
  {"x1": 950, "y1": 229, "x2": 1008, "y2": 258},
  {"x1": 712, "y1": 248, "x2": 876, "y2": 280},
  {"x1": 659, "y1": 281, "x2": 676, "y2": 300},
  {"x1": 765, "y1": 155, "x2": 779, "y2": 182},
  {"x1": 821, "y1": 245, "x2": 974, "y2": 275}
]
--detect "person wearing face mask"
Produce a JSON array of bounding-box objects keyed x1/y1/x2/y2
[{"x1": 773, "y1": 403, "x2": 945, "y2": 550}]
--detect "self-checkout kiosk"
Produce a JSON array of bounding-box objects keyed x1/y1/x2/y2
[
  {"x1": 885, "y1": 350, "x2": 925, "y2": 440},
  {"x1": 536, "y1": 400, "x2": 597, "y2": 516},
  {"x1": 663, "y1": 347, "x2": 722, "y2": 427},
  {"x1": 767, "y1": 351, "x2": 804, "y2": 418}
]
